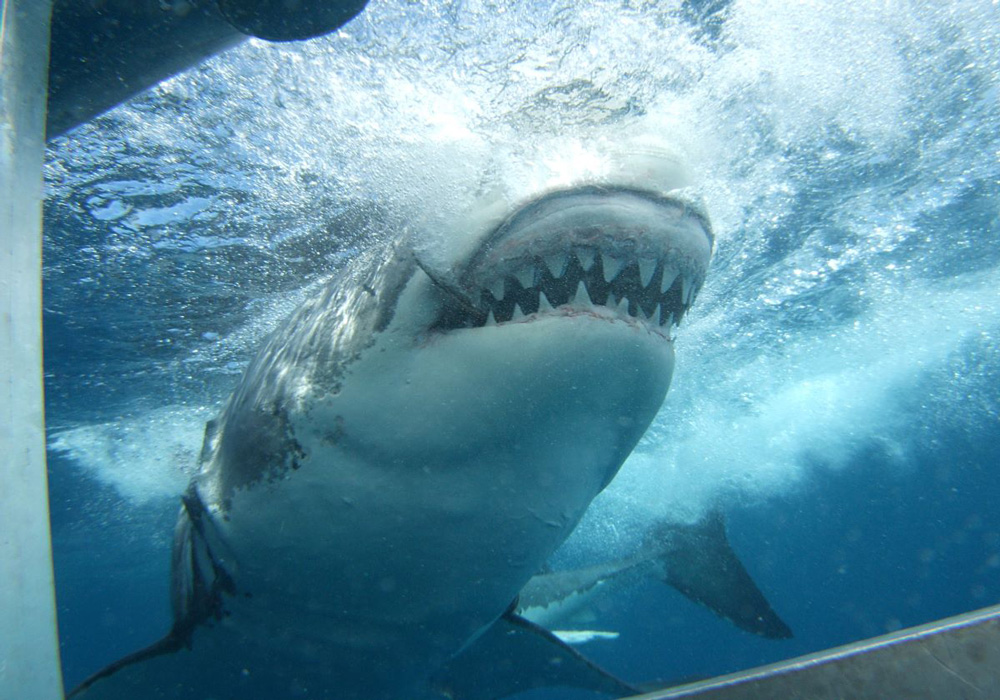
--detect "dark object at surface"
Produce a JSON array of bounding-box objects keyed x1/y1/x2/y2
[
  {"x1": 47, "y1": 0, "x2": 369, "y2": 139},
  {"x1": 47, "y1": 0, "x2": 241, "y2": 139},
  {"x1": 218, "y1": 0, "x2": 369, "y2": 41},
  {"x1": 635, "y1": 602, "x2": 1000, "y2": 699}
]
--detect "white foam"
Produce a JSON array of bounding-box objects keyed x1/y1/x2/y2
[{"x1": 49, "y1": 405, "x2": 214, "y2": 503}]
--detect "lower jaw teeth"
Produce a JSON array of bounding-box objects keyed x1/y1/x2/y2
[
  {"x1": 571, "y1": 280, "x2": 592, "y2": 306},
  {"x1": 484, "y1": 298, "x2": 677, "y2": 329}
]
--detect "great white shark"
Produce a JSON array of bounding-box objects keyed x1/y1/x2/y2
[{"x1": 70, "y1": 145, "x2": 719, "y2": 699}]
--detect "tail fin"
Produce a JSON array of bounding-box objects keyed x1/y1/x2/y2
[{"x1": 648, "y1": 509, "x2": 793, "y2": 639}]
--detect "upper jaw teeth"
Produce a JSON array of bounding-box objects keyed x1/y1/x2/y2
[
  {"x1": 602, "y1": 256, "x2": 625, "y2": 283},
  {"x1": 473, "y1": 249, "x2": 700, "y2": 332},
  {"x1": 488, "y1": 279, "x2": 505, "y2": 301},
  {"x1": 661, "y1": 268, "x2": 679, "y2": 294},
  {"x1": 515, "y1": 267, "x2": 534, "y2": 289},
  {"x1": 638, "y1": 258, "x2": 656, "y2": 287},
  {"x1": 544, "y1": 254, "x2": 567, "y2": 278},
  {"x1": 575, "y1": 248, "x2": 596, "y2": 271}
]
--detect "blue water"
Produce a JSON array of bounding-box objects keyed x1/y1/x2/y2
[{"x1": 43, "y1": 0, "x2": 1000, "y2": 696}]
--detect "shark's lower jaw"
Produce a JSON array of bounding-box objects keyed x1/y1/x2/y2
[{"x1": 432, "y1": 186, "x2": 713, "y2": 334}]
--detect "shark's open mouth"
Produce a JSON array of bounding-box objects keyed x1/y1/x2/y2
[
  {"x1": 428, "y1": 186, "x2": 713, "y2": 334},
  {"x1": 476, "y1": 250, "x2": 694, "y2": 328}
]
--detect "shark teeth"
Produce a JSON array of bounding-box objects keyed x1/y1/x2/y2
[
  {"x1": 661, "y1": 268, "x2": 679, "y2": 294},
  {"x1": 638, "y1": 258, "x2": 656, "y2": 288},
  {"x1": 544, "y1": 254, "x2": 567, "y2": 279},
  {"x1": 601, "y1": 254, "x2": 625, "y2": 283},
  {"x1": 571, "y1": 280, "x2": 592, "y2": 306},
  {"x1": 538, "y1": 290, "x2": 555, "y2": 313},
  {"x1": 575, "y1": 247, "x2": 596, "y2": 271},
  {"x1": 614, "y1": 295, "x2": 629, "y2": 316},
  {"x1": 468, "y1": 253, "x2": 698, "y2": 332},
  {"x1": 515, "y1": 268, "x2": 534, "y2": 289},
  {"x1": 488, "y1": 279, "x2": 505, "y2": 301}
]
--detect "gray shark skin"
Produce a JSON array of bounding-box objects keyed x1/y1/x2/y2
[
  {"x1": 69, "y1": 183, "x2": 713, "y2": 700},
  {"x1": 518, "y1": 510, "x2": 793, "y2": 642}
]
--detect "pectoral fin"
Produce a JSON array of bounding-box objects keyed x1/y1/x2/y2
[
  {"x1": 431, "y1": 611, "x2": 638, "y2": 699},
  {"x1": 652, "y1": 508, "x2": 793, "y2": 639},
  {"x1": 70, "y1": 490, "x2": 243, "y2": 699},
  {"x1": 67, "y1": 630, "x2": 252, "y2": 700}
]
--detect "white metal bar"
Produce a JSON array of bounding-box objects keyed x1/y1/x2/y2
[
  {"x1": 630, "y1": 602, "x2": 1000, "y2": 699},
  {"x1": 0, "y1": 1, "x2": 63, "y2": 698}
]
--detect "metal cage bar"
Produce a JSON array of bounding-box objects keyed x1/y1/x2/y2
[{"x1": 0, "y1": 1, "x2": 63, "y2": 698}]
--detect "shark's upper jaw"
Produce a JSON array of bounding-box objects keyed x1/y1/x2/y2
[{"x1": 432, "y1": 186, "x2": 713, "y2": 334}]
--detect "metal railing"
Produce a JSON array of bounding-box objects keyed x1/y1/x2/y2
[{"x1": 0, "y1": 1, "x2": 64, "y2": 699}]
